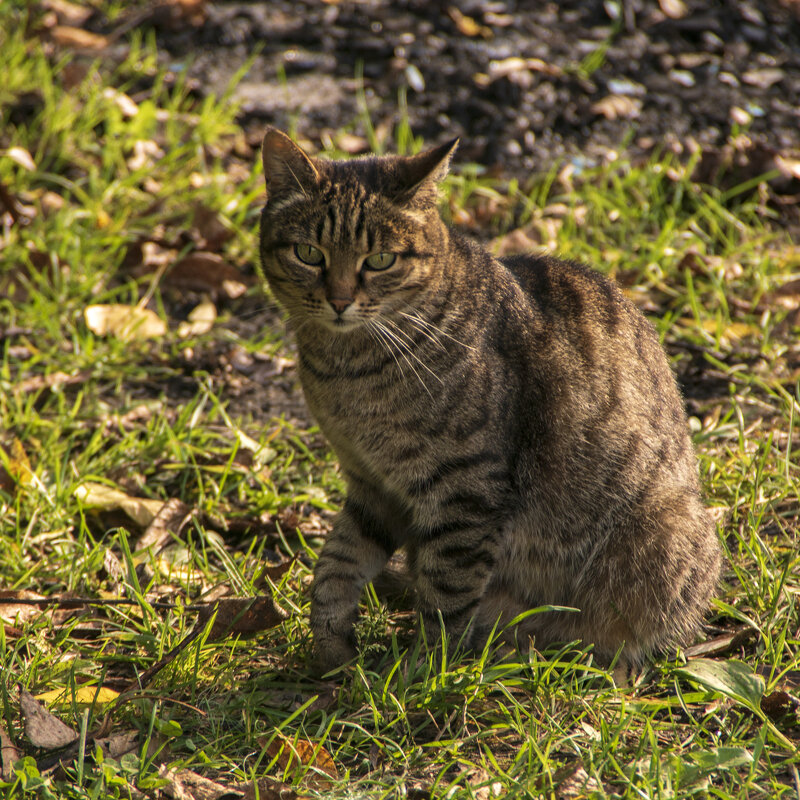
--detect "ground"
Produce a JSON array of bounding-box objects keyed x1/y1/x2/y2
[{"x1": 1, "y1": 1, "x2": 800, "y2": 799}]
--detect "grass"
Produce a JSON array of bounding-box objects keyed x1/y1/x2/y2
[{"x1": 2, "y1": 5, "x2": 799, "y2": 798}]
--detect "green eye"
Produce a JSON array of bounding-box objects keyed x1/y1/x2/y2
[
  {"x1": 364, "y1": 252, "x2": 397, "y2": 271},
  {"x1": 294, "y1": 244, "x2": 325, "y2": 266}
]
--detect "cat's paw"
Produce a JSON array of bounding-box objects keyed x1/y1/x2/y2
[{"x1": 311, "y1": 636, "x2": 357, "y2": 677}]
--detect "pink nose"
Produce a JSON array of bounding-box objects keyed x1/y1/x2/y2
[{"x1": 329, "y1": 297, "x2": 353, "y2": 315}]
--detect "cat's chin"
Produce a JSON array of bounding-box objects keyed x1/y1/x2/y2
[{"x1": 316, "y1": 316, "x2": 364, "y2": 334}]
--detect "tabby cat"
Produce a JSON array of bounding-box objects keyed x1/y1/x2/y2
[{"x1": 258, "y1": 127, "x2": 721, "y2": 675}]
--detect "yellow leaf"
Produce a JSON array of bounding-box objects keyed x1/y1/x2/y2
[
  {"x1": 0, "y1": 437, "x2": 34, "y2": 493},
  {"x1": 264, "y1": 732, "x2": 338, "y2": 789},
  {"x1": 74, "y1": 482, "x2": 165, "y2": 527},
  {"x1": 36, "y1": 686, "x2": 119, "y2": 707},
  {"x1": 84, "y1": 304, "x2": 166, "y2": 341}
]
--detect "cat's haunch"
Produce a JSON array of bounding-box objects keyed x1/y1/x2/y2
[{"x1": 258, "y1": 127, "x2": 721, "y2": 676}]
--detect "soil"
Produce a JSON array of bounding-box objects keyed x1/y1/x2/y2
[{"x1": 150, "y1": 0, "x2": 800, "y2": 178}]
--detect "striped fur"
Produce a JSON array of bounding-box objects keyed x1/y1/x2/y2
[{"x1": 258, "y1": 128, "x2": 722, "y2": 674}]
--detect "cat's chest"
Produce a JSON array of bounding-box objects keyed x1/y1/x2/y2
[{"x1": 299, "y1": 364, "x2": 434, "y2": 483}]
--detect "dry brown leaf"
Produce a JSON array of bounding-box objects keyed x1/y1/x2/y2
[
  {"x1": 0, "y1": 724, "x2": 20, "y2": 781},
  {"x1": 0, "y1": 590, "x2": 46, "y2": 626},
  {"x1": 448, "y1": 7, "x2": 492, "y2": 38},
  {"x1": 95, "y1": 730, "x2": 139, "y2": 760},
  {"x1": 741, "y1": 68, "x2": 784, "y2": 89},
  {"x1": 464, "y1": 768, "x2": 503, "y2": 800},
  {"x1": 0, "y1": 437, "x2": 34, "y2": 493},
  {"x1": 84, "y1": 303, "x2": 166, "y2": 341},
  {"x1": 263, "y1": 732, "x2": 338, "y2": 790},
  {"x1": 15, "y1": 369, "x2": 91, "y2": 394},
  {"x1": 159, "y1": 766, "x2": 232, "y2": 800},
  {"x1": 492, "y1": 228, "x2": 540, "y2": 257},
  {"x1": 178, "y1": 300, "x2": 217, "y2": 338},
  {"x1": 555, "y1": 764, "x2": 602, "y2": 799},
  {"x1": 5, "y1": 147, "x2": 36, "y2": 171},
  {"x1": 335, "y1": 133, "x2": 369, "y2": 154},
  {"x1": 761, "y1": 689, "x2": 800, "y2": 720},
  {"x1": 50, "y1": 25, "x2": 110, "y2": 50},
  {"x1": 74, "y1": 482, "x2": 166, "y2": 527},
  {"x1": 19, "y1": 689, "x2": 78, "y2": 750},
  {"x1": 197, "y1": 596, "x2": 287, "y2": 640},
  {"x1": 591, "y1": 95, "x2": 641, "y2": 120},
  {"x1": 136, "y1": 497, "x2": 191, "y2": 552},
  {"x1": 43, "y1": 0, "x2": 93, "y2": 25},
  {"x1": 191, "y1": 205, "x2": 234, "y2": 252},
  {"x1": 165, "y1": 252, "x2": 249, "y2": 298}
]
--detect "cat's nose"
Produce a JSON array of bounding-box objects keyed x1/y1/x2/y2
[{"x1": 328, "y1": 297, "x2": 353, "y2": 315}]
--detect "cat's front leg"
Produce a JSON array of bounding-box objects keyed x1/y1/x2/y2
[
  {"x1": 309, "y1": 498, "x2": 393, "y2": 674},
  {"x1": 412, "y1": 523, "x2": 501, "y2": 652}
]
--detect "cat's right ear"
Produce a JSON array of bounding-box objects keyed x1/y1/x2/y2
[{"x1": 261, "y1": 127, "x2": 320, "y2": 202}]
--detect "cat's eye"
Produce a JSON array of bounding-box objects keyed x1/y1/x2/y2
[
  {"x1": 363, "y1": 252, "x2": 397, "y2": 271},
  {"x1": 294, "y1": 244, "x2": 325, "y2": 266}
]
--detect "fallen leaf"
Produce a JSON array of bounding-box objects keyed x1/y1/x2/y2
[
  {"x1": 464, "y1": 767, "x2": 503, "y2": 800},
  {"x1": 448, "y1": 7, "x2": 492, "y2": 38},
  {"x1": 43, "y1": 0, "x2": 93, "y2": 25},
  {"x1": 492, "y1": 228, "x2": 540, "y2": 257},
  {"x1": 197, "y1": 596, "x2": 287, "y2": 640},
  {"x1": 658, "y1": 0, "x2": 688, "y2": 18},
  {"x1": 554, "y1": 764, "x2": 602, "y2": 799},
  {"x1": 761, "y1": 690, "x2": 799, "y2": 720},
  {"x1": 15, "y1": 369, "x2": 91, "y2": 394},
  {"x1": 165, "y1": 252, "x2": 249, "y2": 298},
  {"x1": 158, "y1": 765, "x2": 232, "y2": 800},
  {"x1": 136, "y1": 497, "x2": 191, "y2": 552},
  {"x1": 191, "y1": 204, "x2": 234, "y2": 251},
  {"x1": 74, "y1": 482, "x2": 165, "y2": 527},
  {"x1": 35, "y1": 686, "x2": 119, "y2": 707},
  {"x1": 0, "y1": 437, "x2": 34, "y2": 493},
  {"x1": 336, "y1": 133, "x2": 369, "y2": 154},
  {"x1": 775, "y1": 155, "x2": 800, "y2": 180},
  {"x1": 20, "y1": 689, "x2": 78, "y2": 750},
  {"x1": 4, "y1": 147, "x2": 36, "y2": 171},
  {"x1": 50, "y1": 25, "x2": 110, "y2": 49},
  {"x1": 591, "y1": 95, "x2": 642, "y2": 120},
  {"x1": 178, "y1": 300, "x2": 217, "y2": 338},
  {"x1": 684, "y1": 627, "x2": 756, "y2": 658},
  {"x1": 263, "y1": 732, "x2": 338, "y2": 790},
  {"x1": 84, "y1": 303, "x2": 167, "y2": 341},
  {"x1": 0, "y1": 724, "x2": 20, "y2": 781},
  {"x1": 95, "y1": 730, "x2": 139, "y2": 759},
  {"x1": 741, "y1": 68, "x2": 784, "y2": 89},
  {"x1": 0, "y1": 590, "x2": 46, "y2": 626}
]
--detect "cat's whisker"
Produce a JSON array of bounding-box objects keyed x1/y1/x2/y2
[
  {"x1": 374, "y1": 318, "x2": 442, "y2": 386},
  {"x1": 371, "y1": 320, "x2": 437, "y2": 397},
  {"x1": 397, "y1": 307, "x2": 477, "y2": 352}
]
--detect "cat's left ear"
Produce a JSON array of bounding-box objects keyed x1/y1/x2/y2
[{"x1": 390, "y1": 138, "x2": 459, "y2": 204}]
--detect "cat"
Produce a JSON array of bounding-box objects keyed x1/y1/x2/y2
[{"x1": 257, "y1": 127, "x2": 722, "y2": 676}]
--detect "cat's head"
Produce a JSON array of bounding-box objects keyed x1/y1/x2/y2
[{"x1": 259, "y1": 127, "x2": 457, "y2": 333}]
